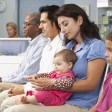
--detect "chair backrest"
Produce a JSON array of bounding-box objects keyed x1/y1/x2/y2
[{"x1": 99, "y1": 63, "x2": 110, "y2": 96}]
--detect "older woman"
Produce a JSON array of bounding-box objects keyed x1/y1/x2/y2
[{"x1": 6, "y1": 22, "x2": 19, "y2": 38}]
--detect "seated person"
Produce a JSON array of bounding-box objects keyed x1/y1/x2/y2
[
  {"x1": 0, "y1": 4, "x2": 106, "y2": 112},
  {"x1": 0, "y1": 12, "x2": 48, "y2": 90},
  {"x1": 18, "y1": 49, "x2": 77, "y2": 106},
  {"x1": 6, "y1": 22, "x2": 19, "y2": 38}
]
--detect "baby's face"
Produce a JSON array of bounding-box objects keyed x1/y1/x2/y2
[
  {"x1": 53, "y1": 55, "x2": 72, "y2": 74},
  {"x1": 105, "y1": 40, "x2": 112, "y2": 66}
]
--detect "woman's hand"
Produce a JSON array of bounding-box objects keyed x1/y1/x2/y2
[{"x1": 29, "y1": 78, "x2": 55, "y2": 90}]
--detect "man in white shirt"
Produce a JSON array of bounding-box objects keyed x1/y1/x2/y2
[
  {"x1": 0, "y1": 5, "x2": 66, "y2": 112},
  {"x1": 0, "y1": 12, "x2": 48, "y2": 90}
]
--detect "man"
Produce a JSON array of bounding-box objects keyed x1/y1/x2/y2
[
  {"x1": 0, "y1": 5, "x2": 65, "y2": 112},
  {"x1": 0, "y1": 12, "x2": 48, "y2": 90}
]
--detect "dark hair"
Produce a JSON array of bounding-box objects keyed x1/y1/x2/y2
[
  {"x1": 54, "y1": 49, "x2": 77, "y2": 67},
  {"x1": 39, "y1": 5, "x2": 60, "y2": 31},
  {"x1": 28, "y1": 12, "x2": 40, "y2": 24},
  {"x1": 106, "y1": 32, "x2": 112, "y2": 41},
  {"x1": 56, "y1": 4, "x2": 101, "y2": 41}
]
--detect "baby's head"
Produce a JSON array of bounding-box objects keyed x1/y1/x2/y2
[
  {"x1": 53, "y1": 49, "x2": 77, "y2": 74},
  {"x1": 105, "y1": 32, "x2": 112, "y2": 66}
]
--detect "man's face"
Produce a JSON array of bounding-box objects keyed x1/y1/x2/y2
[
  {"x1": 39, "y1": 12, "x2": 55, "y2": 39},
  {"x1": 23, "y1": 15, "x2": 38, "y2": 38}
]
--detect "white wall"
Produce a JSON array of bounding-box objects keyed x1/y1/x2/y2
[
  {"x1": 0, "y1": 0, "x2": 18, "y2": 37},
  {"x1": 65, "y1": 0, "x2": 98, "y2": 24}
]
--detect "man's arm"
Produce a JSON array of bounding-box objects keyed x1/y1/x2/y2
[{"x1": 2, "y1": 44, "x2": 46, "y2": 84}]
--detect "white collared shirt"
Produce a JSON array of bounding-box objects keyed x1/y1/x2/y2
[
  {"x1": 38, "y1": 33, "x2": 65, "y2": 73},
  {"x1": 2, "y1": 34, "x2": 48, "y2": 83}
]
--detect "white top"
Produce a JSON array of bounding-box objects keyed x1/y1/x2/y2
[
  {"x1": 24, "y1": 33, "x2": 65, "y2": 93},
  {"x1": 38, "y1": 33, "x2": 65, "y2": 73}
]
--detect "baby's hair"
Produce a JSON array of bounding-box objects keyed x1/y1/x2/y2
[
  {"x1": 54, "y1": 49, "x2": 77, "y2": 65},
  {"x1": 106, "y1": 32, "x2": 112, "y2": 41}
]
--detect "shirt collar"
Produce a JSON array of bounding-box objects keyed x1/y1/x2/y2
[
  {"x1": 73, "y1": 38, "x2": 97, "y2": 52},
  {"x1": 47, "y1": 33, "x2": 64, "y2": 49},
  {"x1": 29, "y1": 33, "x2": 43, "y2": 46}
]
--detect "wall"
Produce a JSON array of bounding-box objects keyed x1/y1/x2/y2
[
  {"x1": 65, "y1": 0, "x2": 98, "y2": 24},
  {"x1": 0, "y1": 0, "x2": 18, "y2": 37},
  {"x1": 0, "y1": 0, "x2": 97, "y2": 37},
  {"x1": 18, "y1": 0, "x2": 64, "y2": 36}
]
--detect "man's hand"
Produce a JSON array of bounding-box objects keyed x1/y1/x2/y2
[{"x1": 8, "y1": 85, "x2": 24, "y2": 97}]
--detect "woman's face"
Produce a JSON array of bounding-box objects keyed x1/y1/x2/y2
[
  {"x1": 58, "y1": 16, "x2": 83, "y2": 40},
  {"x1": 105, "y1": 39, "x2": 112, "y2": 66},
  {"x1": 7, "y1": 26, "x2": 16, "y2": 38}
]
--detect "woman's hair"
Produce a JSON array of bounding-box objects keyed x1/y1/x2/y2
[
  {"x1": 106, "y1": 32, "x2": 112, "y2": 41},
  {"x1": 39, "y1": 5, "x2": 60, "y2": 31},
  {"x1": 54, "y1": 49, "x2": 77, "y2": 66},
  {"x1": 6, "y1": 22, "x2": 19, "y2": 37},
  {"x1": 56, "y1": 4, "x2": 101, "y2": 41}
]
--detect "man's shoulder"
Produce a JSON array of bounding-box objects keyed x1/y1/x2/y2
[{"x1": 32, "y1": 34, "x2": 48, "y2": 45}]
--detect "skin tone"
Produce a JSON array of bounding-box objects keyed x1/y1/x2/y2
[
  {"x1": 105, "y1": 40, "x2": 112, "y2": 66},
  {"x1": 89, "y1": 39, "x2": 112, "y2": 112},
  {"x1": 39, "y1": 12, "x2": 59, "y2": 40},
  {"x1": 53, "y1": 55, "x2": 72, "y2": 74},
  {"x1": 7, "y1": 12, "x2": 60, "y2": 96},
  {"x1": 7, "y1": 26, "x2": 17, "y2": 38},
  {"x1": 23, "y1": 15, "x2": 41, "y2": 40},
  {"x1": 28, "y1": 15, "x2": 105, "y2": 92},
  {"x1": 18, "y1": 55, "x2": 73, "y2": 104},
  {"x1": 7, "y1": 14, "x2": 42, "y2": 96},
  {"x1": 8, "y1": 85, "x2": 24, "y2": 97},
  {"x1": 8, "y1": 15, "x2": 105, "y2": 97}
]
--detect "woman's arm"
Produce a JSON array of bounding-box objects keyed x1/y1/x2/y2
[
  {"x1": 68, "y1": 59, "x2": 106, "y2": 92},
  {"x1": 51, "y1": 59, "x2": 106, "y2": 92},
  {"x1": 30, "y1": 59, "x2": 106, "y2": 92}
]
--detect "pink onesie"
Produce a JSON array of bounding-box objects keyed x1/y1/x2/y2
[{"x1": 27, "y1": 70, "x2": 74, "y2": 106}]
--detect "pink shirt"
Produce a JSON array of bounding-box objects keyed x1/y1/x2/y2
[
  {"x1": 96, "y1": 71, "x2": 112, "y2": 112},
  {"x1": 27, "y1": 71, "x2": 74, "y2": 106}
]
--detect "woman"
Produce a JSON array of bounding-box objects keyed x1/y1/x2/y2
[
  {"x1": 6, "y1": 22, "x2": 19, "y2": 38},
  {"x1": 1, "y1": 4, "x2": 106, "y2": 112}
]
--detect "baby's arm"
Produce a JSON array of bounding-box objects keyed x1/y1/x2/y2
[
  {"x1": 35, "y1": 73, "x2": 50, "y2": 79},
  {"x1": 26, "y1": 73, "x2": 50, "y2": 81}
]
